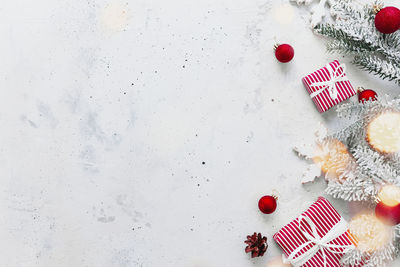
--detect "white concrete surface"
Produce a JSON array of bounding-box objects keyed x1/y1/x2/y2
[{"x1": 0, "y1": 0, "x2": 399, "y2": 266}]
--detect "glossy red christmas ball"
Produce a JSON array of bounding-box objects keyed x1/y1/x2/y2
[
  {"x1": 375, "y1": 201, "x2": 400, "y2": 226},
  {"x1": 275, "y1": 44, "x2": 294, "y2": 63},
  {"x1": 375, "y1": 6, "x2": 400, "y2": 34},
  {"x1": 358, "y1": 89, "x2": 377, "y2": 103},
  {"x1": 258, "y1": 195, "x2": 277, "y2": 214}
]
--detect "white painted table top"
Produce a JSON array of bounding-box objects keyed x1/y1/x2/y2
[{"x1": 1, "y1": 0, "x2": 399, "y2": 266}]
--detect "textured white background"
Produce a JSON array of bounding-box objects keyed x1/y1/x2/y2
[{"x1": 1, "y1": 0, "x2": 399, "y2": 266}]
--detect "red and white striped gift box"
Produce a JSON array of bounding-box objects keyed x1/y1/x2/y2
[
  {"x1": 302, "y1": 60, "x2": 356, "y2": 113},
  {"x1": 273, "y1": 197, "x2": 358, "y2": 267}
]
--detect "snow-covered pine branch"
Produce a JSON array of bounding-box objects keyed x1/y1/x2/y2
[{"x1": 314, "y1": 0, "x2": 400, "y2": 85}]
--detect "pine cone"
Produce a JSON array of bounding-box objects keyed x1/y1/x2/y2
[{"x1": 244, "y1": 232, "x2": 268, "y2": 258}]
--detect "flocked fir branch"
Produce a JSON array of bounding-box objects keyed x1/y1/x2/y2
[
  {"x1": 314, "y1": 0, "x2": 400, "y2": 85},
  {"x1": 341, "y1": 225, "x2": 400, "y2": 267},
  {"x1": 353, "y1": 54, "x2": 400, "y2": 84},
  {"x1": 351, "y1": 145, "x2": 400, "y2": 185},
  {"x1": 327, "y1": 96, "x2": 400, "y2": 202},
  {"x1": 290, "y1": 1, "x2": 400, "y2": 265},
  {"x1": 295, "y1": 95, "x2": 400, "y2": 266},
  {"x1": 328, "y1": 96, "x2": 400, "y2": 266}
]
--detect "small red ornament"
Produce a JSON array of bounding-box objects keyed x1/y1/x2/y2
[
  {"x1": 374, "y1": 6, "x2": 400, "y2": 34},
  {"x1": 357, "y1": 87, "x2": 377, "y2": 103},
  {"x1": 258, "y1": 195, "x2": 277, "y2": 214},
  {"x1": 375, "y1": 201, "x2": 400, "y2": 226},
  {"x1": 274, "y1": 44, "x2": 294, "y2": 63}
]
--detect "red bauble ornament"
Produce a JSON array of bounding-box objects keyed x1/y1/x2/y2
[
  {"x1": 375, "y1": 6, "x2": 400, "y2": 34},
  {"x1": 375, "y1": 201, "x2": 400, "y2": 226},
  {"x1": 258, "y1": 195, "x2": 277, "y2": 214},
  {"x1": 357, "y1": 87, "x2": 377, "y2": 103},
  {"x1": 274, "y1": 44, "x2": 294, "y2": 63}
]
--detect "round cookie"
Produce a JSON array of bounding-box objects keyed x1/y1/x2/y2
[{"x1": 367, "y1": 112, "x2": 400, "y2": 154}]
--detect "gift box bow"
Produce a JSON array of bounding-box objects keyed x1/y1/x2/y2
[
  {"x1": 283, "y1": 215, "x2": 354, "y2": 267},
  {"x1": 309, "y1": 62, "x2": 349, "y2": 101},
  {"x1": 303, "y1": 60, "x2": 356, "y2": 113},
  {"x1": 274, "y1": 197, "x2": 357, "y2": 267}
]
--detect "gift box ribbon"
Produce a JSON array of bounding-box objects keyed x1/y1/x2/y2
[
  {"x1": 309, "y1": 63, "x2": 348, "y2": 101},
  {"x1": 283, "y1": 215, "x2": 354, "y2": 267}
]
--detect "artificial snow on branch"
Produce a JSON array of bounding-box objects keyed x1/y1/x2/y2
[
  {"x1": 295, "y1": 95, "x2": 400, "y2": 266},
  {"x1": 341, "y1": 225, "x2": 400, "y2": 267},
  {"x1": 314, "y1": 0, "x2": 400, "y2": 85},
  {"x1": 327, "y1": 96, "x2": 400, "y2": 201}
]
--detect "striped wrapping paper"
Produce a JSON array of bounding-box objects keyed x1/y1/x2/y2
[
  {"x1": 303, "y1": 60, "x2": 356, "y2": 113},
  {"x1": 273, "y1": 197, "x2": 358, "y2": 267}
]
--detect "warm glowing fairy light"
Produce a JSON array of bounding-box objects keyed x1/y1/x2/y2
[
  {"x1": 100, "y1": 1, "x2": 130, "y2": 32},
  {"x1": 349, "y1": 213, "x2": 392, "y2": 252},
  {"x1": 266, "y1": 256, "x2": 291, "y2": 267},
  {"x1": 273, "y1": 4, "x2": 295, "y2": 25},
  {"x1": 378, "y1": 184, "x2": 400, "y2": 207},
  {"x1": 312, "y1": 138, "x2": 352, "y2": 180}
]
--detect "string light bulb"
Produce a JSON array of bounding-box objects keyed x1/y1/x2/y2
[
  {"x1": 272, "y1": 4, "x2": 295, "y2": 25},
  {"x1": 312, "y1": 138, "x2": 353, "y2": 181},
  {"x1": 266, "y1": 256, "x2": 291, "y2": 267},
  {"x1": 378, "y1": 184, "x2": 400, "y2": 207},
  {"x1": 100, "y1": 1, "x2": 130, "y2": 32},
  {"x1": 349, "y1": 213, "x2": 392, "y2": 252}
]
